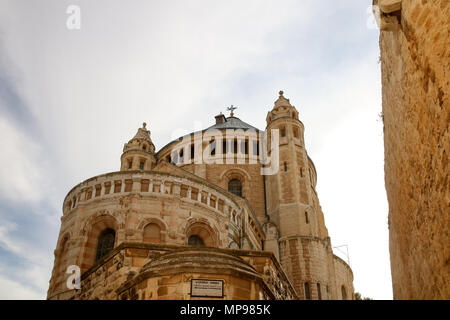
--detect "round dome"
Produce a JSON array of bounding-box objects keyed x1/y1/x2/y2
[{"x1": 140, "y1": 248, "x2": 260, "y2": 279}]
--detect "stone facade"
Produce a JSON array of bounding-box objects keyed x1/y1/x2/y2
[
  {"x1": 375, "y1": 0, "x2": 449, "y2": 299},
  {"x1": 47, "y1": 92, "x2": 354, "y2": 300}
]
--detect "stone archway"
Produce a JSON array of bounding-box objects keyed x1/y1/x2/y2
[
  {"x1": 79, "y1": 213, "x2": 118, "y2": 271},
  {"x1": 184, "y1": 218, "x2": 219, "y2": 247},
  {"x1": 220, "y1": 168, "x2": 251, "y2": 198},
  {"x1": 137, "y1": 217, "x2": 168, "y2": 243}
]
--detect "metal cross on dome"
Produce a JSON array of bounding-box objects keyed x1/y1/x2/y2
[{"x1": 227, "y1": 105, "x2": 237, "y2": 117}]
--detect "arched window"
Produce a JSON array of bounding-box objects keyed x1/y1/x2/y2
[
  {"x1": 96, "y1": 229, "x2": 115, "y2": 261},
  {"x1": 210, "y1": 139, "x2": 216, "y2": 156},
  {"x1": 179, "y1": 148, "x2": 184, "y2": 163},
  {"x1": 304, "y1": 282, "x2": 311, "y2": 300},
  {"x1": 186, "y1": 222, "x2": 217, "y2": 247},
  {"x1": 341, "y1": 285, "x2": 347, "y2": 300},
  {"x1": 233, "y1": 138, "x2": 238, "y2": 153},
  {"x1": 228, "y1": 179, "x2": 242, "y2": 197},
  {"x1": 317, "y1": 283, "x2": 322, "y2": 300},
  {"x1": 188, "y1": 235, "x2": 204, "y2": 246},
  {"x1": 143, "y1": 223, "x2": 161, "y2": 243}
]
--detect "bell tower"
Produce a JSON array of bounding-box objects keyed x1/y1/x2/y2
[
  {"x1": 265, "y1": 91, "x2": 333, "y2": 299},
  {"x1": 265, "y1": 91, "x2": 320, "y2": 236},
  {"x1": 120, "y1": 123, "x2": 156, "y2": 171}
]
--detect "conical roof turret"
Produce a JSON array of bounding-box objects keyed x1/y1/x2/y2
[
  {"x1": 266, "y1": 90, "x2": 299, "y2": 126},
  {"x1": 123, "y1": 122, "x2": 155, "y2": 154},
  {"x1": 274, "y1": 90, "x2": 293, "y2": 108},
  {"x1": 120, "y1": 122, "x2": 156, "y2": 171}
]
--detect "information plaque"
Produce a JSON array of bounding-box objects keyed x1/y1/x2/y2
[{"x1": 190, "y1": 279, "x2": 224, "y2": 298}]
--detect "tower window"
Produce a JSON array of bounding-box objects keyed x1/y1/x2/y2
[
  {"x1": 284, "y1": 162, "x2": 288, "y2": 172},
  {"x1": 341, "y1": 285, "x2": 347, "y2": 300},
  {"x1": 228, "y1": 179, "x2": 242, "y2": 197},
  {"x1": 304, "y1": 283, "x2": 311, "y2": 300},
  {"x1": 317, "y1": 283, "x2": 322, "y2": 300},
  {"x1": 281, "y1": 127, "x2": 286, "y2": 137},
  {"x1": 143, "y1": 145, "x2": 147, "y2": 151},
  {"x1": 190, "y1": 144, "x2": 195, "y2": 160},
  {"x1": 96, "y1": 229, "x2": 115, "y2": 262},
  {"x1": 94, "y1": 185, "x2": 102, "y2": 197},
  {"x1": 139, "y1": 161, "x2": 145, "y2": 170},
  {"x1": 293, "y1": 127, "x2": 299, "y2": 138},
  {"x1": 305, "y1": 211, "x2": 309, "y2": 224},
  {"x1": 188, "y1": 235, "x2": 204, "y2": 247},
  {"x1": 128, "y1": 159, "x2": 132, "y2": 169},
  {"x1": 210, "y1": 140, "x2": 216, "y2": 156},
  {"x1": 179, "y1": 149, "x2": 184, "y2": 162},
  {"x1": 253, "y1": 141, "x2": 259, "y2": 156}
]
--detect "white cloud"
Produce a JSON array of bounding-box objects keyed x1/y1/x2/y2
[
  {"x1": 0, "y1": 221, "x2": 22, "y2": 256},
  {"x1": 0, "y1": 220, "x2": 51, "y2": 299},
  {"x1": 0, "y1": 273, "x2": 44, "y2": 299},
  {"x1": 0, "y1": 216, "x2": 52, "y2": 264},
  {"x1": 0, "y1": 117, "x2": 46, "y2": 203}
]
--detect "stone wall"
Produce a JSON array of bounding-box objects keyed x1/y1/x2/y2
[
  {"x1": 69, "y1": 243, "x2": 297, "y2": 300},
  {"x1": 278, "y1": 235, "x2": 353, "y2": 300},
  {"x1": 333, "y1": 255, "x2": 354, "y2": 300},
  {"x1": 377, "y1": 0, "x2": 449, "y2": 299}
]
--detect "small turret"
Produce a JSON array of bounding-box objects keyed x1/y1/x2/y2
[
  {"x1": 266, "y1": 91, "x2": 300, "y2": 124},
  {"x1": 120, "y1": 123, "x2": 156, "y2": 171}
]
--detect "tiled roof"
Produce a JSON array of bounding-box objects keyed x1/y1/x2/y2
[{"x1": 205, "y1": 117, "x2": 261, "y2": 131}]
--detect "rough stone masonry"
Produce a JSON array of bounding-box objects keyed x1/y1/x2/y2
[{"x1": 375, "y1": 0, "x2": 449, "y2": 299}]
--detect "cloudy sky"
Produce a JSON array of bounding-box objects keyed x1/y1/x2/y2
[{"x1": 0, "y1": 0, "x2": 391, "y2": 299}]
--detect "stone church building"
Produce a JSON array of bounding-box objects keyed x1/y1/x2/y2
[{"x1": 47, "y1": 92, "x2": 354, "y2": 300}]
